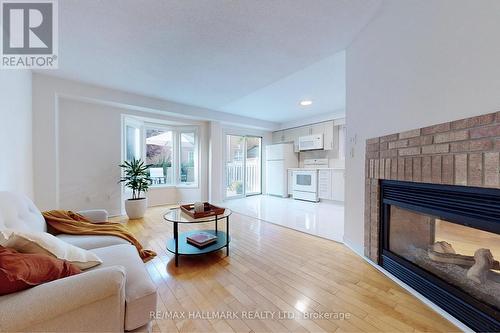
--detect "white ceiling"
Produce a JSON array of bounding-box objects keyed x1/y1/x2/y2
[
  {"x1": 220, "y1": 51, "x2": 346, "y2": 122},
  {"x1": 43, "y1": 0, "x2": 381, "y2": 123}
]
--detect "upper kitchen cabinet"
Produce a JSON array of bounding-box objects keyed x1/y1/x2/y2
[
  {"x1": 300, "y1": 122, "x2": 326, "y2": 136},
  {"x1": 273, "y1": 127, "x2": 303, "y2": 150},
  {"x1": 292, "y1": 127, "x2": 309, "y2": 152},
  {"x1": 272, "y1": 130, "x2": 284, "y2": 143},
  {"x1": 272, "y1": 119, "x2": 341, "y2": 152},
  {"x1": 302, "y1": 121, "x2": 335, "y2": 151},
  {"x1": 322, "y1": 121, "x2": 335, "y2": 151},
  {"x1": 283, "y1": 128, "x2": 297, "y2": 144}
]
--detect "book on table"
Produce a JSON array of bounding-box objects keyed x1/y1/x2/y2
[{"x1": 186, "y1": 232, "x2": 217, "y2": 247}]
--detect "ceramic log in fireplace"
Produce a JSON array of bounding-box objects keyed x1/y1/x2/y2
[{"x1": 380, "y1": 180, "x2": 500, "y2": 332}]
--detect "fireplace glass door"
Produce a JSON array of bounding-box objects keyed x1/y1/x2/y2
[{"x1": 388, "y1": 206, "x2": 500, "y2": 312}]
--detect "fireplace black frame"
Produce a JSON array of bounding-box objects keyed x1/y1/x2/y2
[{"x1": 379, "y1": 180, "x2": 500, "y2": 332}]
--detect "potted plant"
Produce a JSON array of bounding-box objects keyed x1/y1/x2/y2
[{"x1": 119, "y1": 158, "x2": 152, "y2": 219}]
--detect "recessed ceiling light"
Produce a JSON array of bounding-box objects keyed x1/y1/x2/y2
[{"x1": 299, "y1": 100, "x2": 313, "y2": 106}]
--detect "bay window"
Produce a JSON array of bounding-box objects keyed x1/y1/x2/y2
[
  {"x1": 125, "y1": 121, "x2": 141, "y2": 161},
  {"x1": 145, "y1": 128, "x2": 174, "y2": 185},
  {"x1": 123, "y1": 117, "x2": 199, "y2": 188},
  {"x1": 179, "y1": 131, "x2": 196, "y2": 185}
]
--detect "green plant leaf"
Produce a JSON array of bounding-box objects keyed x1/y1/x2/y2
[{"x1": 119, "y1": 157, "x2": 152, "y2": 198}]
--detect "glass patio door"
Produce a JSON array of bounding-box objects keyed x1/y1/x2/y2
[
  {"x1": 225, "y1": 135, "x2": 245, "y2": 198},
  {"x1": 245, "y1": 136, "x2": 262, "y2": 195},
  {"x1": 225, "y1": 135, "x2": 262, "y2": 199}
]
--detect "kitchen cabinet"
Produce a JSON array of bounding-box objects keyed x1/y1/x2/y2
[
  {"x1": 272, "y1": 130, "x2": 284, "y2": 143},
  {"x1": 318, "y1": 170, "x2": 332, "y2": 199},
  {"x1": 273, "y1": 127, "x2": 304, "y2": 151},
  {"x1": 273, "y1": 128, "x2": 299, "y2": 145},
  {"x1": 304, "y1": 125, "x2": 312, "y2": 135},
  {"x1": 272, "y1": 120, "x2": 337, "y2": 151},
  {"x1": 317, "y1": 169, "x2": 345, "y2": 202},
  {"x1": 310, "y1": 123, "x2": 324, "y2": 135},
  {"x1": 296, "y1": 123, "x2": 316, "y2": 136},
  {"x1": 322, "y1": 121, "x2": 335, "y2": 151},
  {"x1": 290, "y1": 127, "x2": 305, "y2": 152},
  {"x1": 283, "y1": 128, "x2": 296, "y2": 144}
]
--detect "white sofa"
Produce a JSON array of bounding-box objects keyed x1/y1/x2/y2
[{"x1": 0, "y1": 192, "x2": 158, "y2": 332}]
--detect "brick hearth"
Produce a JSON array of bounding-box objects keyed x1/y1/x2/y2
[{"x1": 364, "y1": 112, "x2": 500, "y2": 261}]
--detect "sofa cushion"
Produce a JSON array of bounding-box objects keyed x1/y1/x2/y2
[
  {"x1": 1, "y1": 229, "x2": 102, "y2": 270},
  {"x1": 88, "y1": 244, "x2": 157, "y2": 331},
  {"x1": 0, "y1": 192, "x2": 46, "y2": 233},
  {"x1": 57, "y1": 234, "x2": 130, "y2": 250},
  {"x1": 76, "y1": 210, "x2": 109, "y2": 223},
  {"x1": 0, "y1": 246, "x2": 81, "y2": 295}
]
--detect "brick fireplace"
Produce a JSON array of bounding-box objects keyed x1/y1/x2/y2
[
  {"x1": 364, "y1": 111, "x2": 500, "y2": 261},
  {"x1": 364, "y1": 111, "x2": 500, "y2": 331}
]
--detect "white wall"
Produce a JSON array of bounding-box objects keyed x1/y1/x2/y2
[
  {"x1": 57, "y1": 98, "x2": 208, "y2": 215},
  {"x1": 0, "y1": 72, "x2": 33, "y2": 197},
  {"x1": 58, "y1": 99, "x2": 122, "y2": 214},
  {"x1": 344, "y1": 0, "x2": 500, "y2": 254},
  {"x1": 32, "y1": 73, "x2": 271, "y2": 212},
  {"x1": 208, "y1": 121, "x2": 224, "y2": 202}
]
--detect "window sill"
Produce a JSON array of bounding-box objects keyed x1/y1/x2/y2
[
  {"x1": 149, "y1": 184, "x2": 199, "y2": 190},
  {"x1": 176, "y1": 184, "x2": 199, "y2": 189},
  {"x1": 150, "y1": 185, "x2": 176, "y2": 189}
]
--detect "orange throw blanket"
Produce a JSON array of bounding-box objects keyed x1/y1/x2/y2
[{"x1": 42, "y1": 210, "x2": 156, "y2": 262}]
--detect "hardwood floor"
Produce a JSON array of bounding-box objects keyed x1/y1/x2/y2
[{"x1": 112, "y1": 206, "x2": 460, "y2": 333}]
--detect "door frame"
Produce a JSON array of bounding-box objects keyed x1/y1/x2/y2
[
  {"x1": 224, "y1": 134, "x2": 246, "y2": 200},
  {"x1": 222, "y1": 132, "x2": 263, "y2": 200},
  {"x1": 244, "y1": 135, "x2": 263, "y2": 197}
]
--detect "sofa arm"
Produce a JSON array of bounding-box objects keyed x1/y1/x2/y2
[
  {"x1": 0, "y1": 266, "x2": 126, "y2": 332},
  {"x1": 77, "y1": 209, "x2": 109, "y2": 223}
]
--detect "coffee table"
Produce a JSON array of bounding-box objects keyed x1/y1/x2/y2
[{"x1": 164, "y1": 208, "x2": 232, "y2": 267}]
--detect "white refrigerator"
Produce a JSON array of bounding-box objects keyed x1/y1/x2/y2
[{"x1": 266, "y1": 143, "x2": 298, "y2": 197}]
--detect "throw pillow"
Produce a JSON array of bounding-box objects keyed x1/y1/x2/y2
[
  {"x1": 0, "y1": 246, "x2": 81, "y2": 295},
  {"x1": 0, "y1": 229, "x2": 102, "y2": 269}
]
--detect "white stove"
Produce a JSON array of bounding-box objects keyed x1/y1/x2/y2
[{"x1": 292, "y1": 159, "x2": 329, "y2": 202}]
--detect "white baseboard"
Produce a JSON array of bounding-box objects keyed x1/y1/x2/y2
[
  {"x1": 342, "y1": 237, "x2": 364, "y2": 257},
  {"x1": 342, "y1": 240, "x2": 473, "y2": 333}
]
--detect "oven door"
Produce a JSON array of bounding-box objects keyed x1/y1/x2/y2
[{"x1": 293, "y1": 170, "x2": 317, "y2": 192}]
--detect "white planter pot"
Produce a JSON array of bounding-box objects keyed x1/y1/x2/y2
[{"x1": 125, "y1": 198, "x2": 148, "y2": 219}]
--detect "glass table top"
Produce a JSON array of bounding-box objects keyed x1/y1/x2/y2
[{"x1": 163, "y1": 207, "x2": 232, "y2": 224}]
